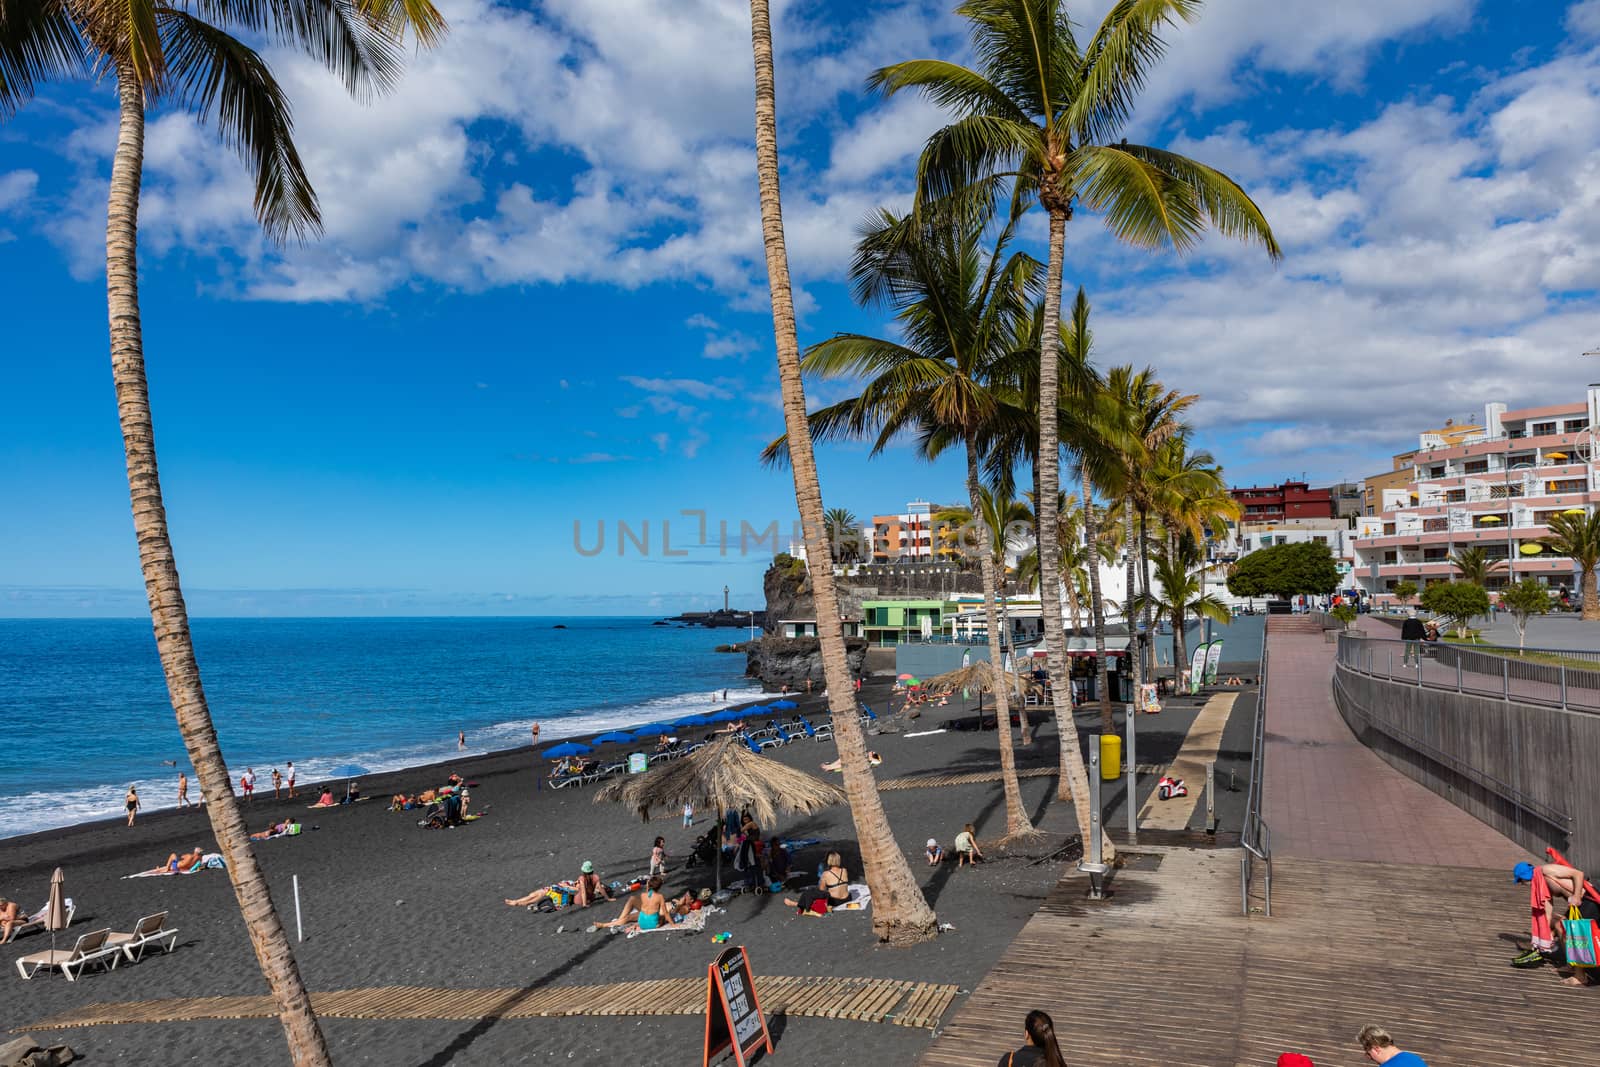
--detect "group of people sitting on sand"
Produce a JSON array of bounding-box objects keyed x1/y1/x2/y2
[
  {"x1": 249, "y1": 818, "x2": 301, "y2": 841},
  {"x1": 307, "y1": 782, "x2": 361, "y2": 808},
  {"x1": 390, "y1": 774, "x2": 468, "y2": 815}
]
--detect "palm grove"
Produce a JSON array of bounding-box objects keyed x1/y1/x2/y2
[
  {"x1": 753, "y1": 0, "x2": 1276, "y2": 942},
  {"x1": 0, "y1": 0, "x2": 1274, "y2": 1058}
]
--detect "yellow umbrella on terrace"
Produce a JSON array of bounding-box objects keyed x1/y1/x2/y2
[
  {"x1": 1478, "y1": 515, "x2": 1502, "y2": 524},
  {"x1": 1520, "y1": 543, "x2": 1544, "y2": 555},
  {"x1": 1547, "y1": 452, "x2": 1568, "y2": 460},
  {"x1": 1564, "y1": 507, "x2": 1589, "y2": 515}
]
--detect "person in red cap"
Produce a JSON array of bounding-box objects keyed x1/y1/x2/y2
[{"x1": 1277, "y1": 1056, "x2": 1315, "y2": 1067}]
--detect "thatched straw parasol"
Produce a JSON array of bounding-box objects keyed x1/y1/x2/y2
[
  {"x1": 921, "y1": 661, "x2": 1035, "y2": 697},
  {"x1": 594, "y1": 735, "x2": 846, "y2": 889}
]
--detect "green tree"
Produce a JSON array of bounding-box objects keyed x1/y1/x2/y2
[
  {"x1": 2, "y1": 2, "x2": 444, "y2": 1062},
  {"x1": 824, "y1": 507, "x2": 865, "y2": 564},
  {"x1": 874, "y1": 0, "x2": 1278, "y2": 820},
  {"x1": 1450, "y1": 545, "x2": 1503, "y2": 587},
  {"x1": 1498, "y1": 578, "x2": 1551, "y2": 649},
  {"x1": 1540, "y1": 511, "x2": 1600, "y2": 622},
  {"x1": 1392, "y1": 580, "x2": 1418, "y2": 610},
  {"x1": 1420, "y1": 581, "x2": 1491, "y2": 638},
  {"x1": 1330, "y1": 604, "x2": 1358, "y2": 630},
  {"x1": 1134, "y1": 534, "x2": 1229, "y2": 678},
  {"x1": 747, "y1": 0, "x2": 938, "y2": 943},
  {"x1": 764, "y1": 200, "x2": 1044, "y2": 838},
  {"x1": 1227, "y1": 541, "x2": 1340, "y2": 600}
]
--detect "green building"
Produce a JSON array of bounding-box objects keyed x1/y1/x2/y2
[{"x1": 861, "y1": 599, "x2": 960, "y2": 646}]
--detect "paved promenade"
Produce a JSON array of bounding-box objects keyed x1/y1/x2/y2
[
  {"x1": 919, "y1": 623, "x2": 1558, "y2": 1066},
  {"x1": 1264, "y1": 627, "x2": 1527, "y2": 868}
]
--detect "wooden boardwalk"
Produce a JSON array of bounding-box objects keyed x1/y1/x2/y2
[
  {"x1": 918, "y1": 845, "x2": 1586, "y2": 1066},
  {"x1": 877, "y1": 765, "x2": 1056, "y2": 791},
  {"x1": 16, "y1": 974, "x2": 959, "y2": 1034}
]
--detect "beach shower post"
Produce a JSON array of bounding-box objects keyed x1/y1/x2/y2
[
  {"x1": 293, "y1": 874, "x2": 303, "y2": 943},
  {"x1": 1081, "y1": 736, "x2": 1108, "y2": 900},
  {"x1": 1125, "y1": 702, "x2": 1138, "y2": 843}
]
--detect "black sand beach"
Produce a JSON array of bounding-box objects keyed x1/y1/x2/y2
[{"x1": 1, "y1": 679, "x2": 1249, "y2": 1064}]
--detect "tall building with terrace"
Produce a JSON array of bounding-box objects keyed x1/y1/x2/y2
[{"x1": 1351, "y1": 388, "x2": 1600, "y2": 603}]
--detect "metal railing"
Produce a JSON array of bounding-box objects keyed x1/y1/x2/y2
[
  {"x1": 1336, "y1": 633, "x2": 1600, "y2": 712},
  {"x1": 1240, "y1": 645, "x2": 1272, "y2": 916}
]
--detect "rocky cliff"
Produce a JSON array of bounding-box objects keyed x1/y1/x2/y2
[{"x1": 743, "y1": 635, "x2": 868, "y2": 692}]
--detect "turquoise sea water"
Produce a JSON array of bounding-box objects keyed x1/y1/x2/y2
[{"x1": 0, "y1": 617, "x2": 759, "y2": 839}]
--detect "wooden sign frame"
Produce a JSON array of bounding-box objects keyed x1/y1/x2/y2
[{"x1": 702, "y1": 945, "x2": 772, "y2": 1066}]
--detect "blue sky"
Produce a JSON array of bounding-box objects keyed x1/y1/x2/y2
[{"x1": 3, "y1": 0, "x2": 1599, "y2": 616}]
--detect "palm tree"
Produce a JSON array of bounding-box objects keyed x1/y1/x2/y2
[
  {"x1": 1541, "y1": 511, "x2": 1600, "y2": 621},
  {"x1": 1450, "y1": 545, "x2": 1503, "y2": 588},
  {"x1": 3, "y1": 3, "x2": 443, "y2": 1063},
  {"x1": 747, "y1": 0, "x2": 938, "y2": 943},
  {"x1": 1136, "y1": 534, "x2": 1230, "y2": 675},
  {"x1": 763, "y1": 201, "x2": 1043, "y2": 838},
  {"x1": 824, "y1": 506, "x2": 864, "y2": 564},
  {"x1": 875, "y1": 0, "x2": 1278, "y2": 821}
]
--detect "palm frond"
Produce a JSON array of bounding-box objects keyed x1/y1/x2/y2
[
  {"x1": 353, "y1": 0, "x2": 446, "y2": 47},
  {"x1": 188, "y1": 0, "x2": 405, "y2": 98},
  {"x1": 1115, "y1": 142, "x2": 1281, "y2": 259},
  {"x1": 157, "y1": 8, "x2": 319, "y2": 240},
  {"x1": 81, "y1": 0, "x2": 166, "y2": 87},
  {"x1": 1067, "y1": 141, "x2": 1205, "y2": 253},
  {"x1": 1069, "y1": 0, "x2": 1199, "y2": 143},
  {"x1": 915, "y1": 112, "x2": 1038, "y2": 206},
  {"x1": 0, "y1": 0, "x2": 87, "y2": 116},
  {"x1": 867, "y1": 57, "x2": 1028, "y2": 123}
]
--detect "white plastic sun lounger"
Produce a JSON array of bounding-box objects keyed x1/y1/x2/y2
[
  {"x1": 106, "y1": 911, "x2": 179, "y2": 963},
  {"x1": 3, "y1": 898, "x2": 75, "y2": 944},
  {"x1": 15, "y1": 928, "x2": 120, "y2": 981}
]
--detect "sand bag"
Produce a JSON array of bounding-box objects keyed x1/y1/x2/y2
[{"x1": 0, "y1": 1035, "x2": 77, "y2": 1067}]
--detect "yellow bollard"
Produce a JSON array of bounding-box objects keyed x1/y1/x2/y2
[{"x1": 1100, "y1": 734, "x2": 1122, "y2": 780}]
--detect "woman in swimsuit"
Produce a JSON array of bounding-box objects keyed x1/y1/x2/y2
[
  {"x1": 0, "y1": 896, "x2": 20, "y2": 942},
  {"x1": 126, "y1": 785, "x2": 140, "y2": 826},
  {"x1": 597, "y1": 875, "x2": 673, "y2": 929},
  {"x1": 784, "y1": 852, "x2": 850, "y2": 913}
]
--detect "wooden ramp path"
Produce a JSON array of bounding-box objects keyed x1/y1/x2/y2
[
  {"x1": 17, "y1": 975, "x2": 960, "y2": 1034},
  {"x1": 877, "y1": 766, "x2": 1056, "y2": 791},
  {"x1": 919, "y1": 847, "x2": 1588, "y2": 1067}
]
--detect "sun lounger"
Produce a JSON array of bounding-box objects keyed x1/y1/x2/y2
[
  {"x1": 106, "y1": 912, "x2": 178, "y2": 963},
  {"x1": 548, "y1": 773, "x2": 584, "y2": 789},
  {"x1": 3, "y1": 899, "x2": 75, "y2": 944},
  {"x1": 15, "y1": 928, "x2": 120, "y2": 981},
  {"x1": 801, "y1": 718, "x2": 833, "y2": 742}
]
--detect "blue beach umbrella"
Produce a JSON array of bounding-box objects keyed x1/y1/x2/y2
[
  {"x1": 771, "y1": 700, "x2": 797, "y2": 710},
  {"x1": 630, "y1": 723, "x2": 672, "y2": 738},
  {"x1": 592, "y1": 731, "x2": 634, "y2": 745},
  {"x1": 710, "y1": 709, "x2": 745, "y2": 723},
  {"x1": 672, "y1": 715, "x2": 711, "y2": 728},
  {"x1": 328, "y1": 763, "x2": 369, "y2": 778},
  {"x1": 544, "y1": 742, "x2": 593, "y2": 759}
]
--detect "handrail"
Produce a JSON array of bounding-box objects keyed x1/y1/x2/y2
[
  {"x1": 1240, "y1": 644, "x2": 1272, "y2": 916},
  {"x1": 1336, "y1": 632, "x2": 1600, "y2": 712}
]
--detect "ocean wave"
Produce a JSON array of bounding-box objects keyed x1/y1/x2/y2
[{"x1": 0, "y1": 683, "x2": 764, "y2": 841}]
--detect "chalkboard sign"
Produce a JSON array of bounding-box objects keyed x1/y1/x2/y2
[{"x1": 702, "y1": 945, "x2": 771, "y2": 1066}]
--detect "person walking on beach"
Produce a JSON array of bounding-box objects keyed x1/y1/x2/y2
[
  {"x1": 998, "y1": 1009, "x2": 1066, "y2": 1066},
  {"x1": 177, "y1": 772, "x2": 191, "y2": 809},
  {"x1": 530, "y1": 723, "x2": 540, "y2": 745},
  {"x1": 458, "y1": 730, "x2": 466, "y2": 751},
  {"x1": 286, "y1": 760, "x2": 297, "y2": 798},
  {"x1": 241, "y1": 767, "x2": 255, "y2": 803},
  {"x1": 1357, "y1": 1025, "x2": 1428, "y2": 1065},
  {"x1": 650, "y1": 836, "x2": 668, "y2": 878},
  {"x1": 125, "y1": 784, "x2": 141, "y2": 826},
  {"x1": 271, "y1": 768, "x2": 282, "y2": 799},
  {"x1": 682, "y1": 801, "x2": 694, "y2": 828}
]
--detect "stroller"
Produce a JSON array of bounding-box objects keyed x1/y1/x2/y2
[{"x1": 684, "y1": 831, "x2": 718, "y2": 869}]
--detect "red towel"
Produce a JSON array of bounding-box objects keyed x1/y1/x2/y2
[
  {"x1": 1531, "y1": 866, "x2": 1554, "y2": 952},
  {"x1": 1277, "y1": 1056, "x2": 1315, "y2": 1067},
  {"x1": 1546, "y1": 848, "x2": 1600, "y2": 905}
]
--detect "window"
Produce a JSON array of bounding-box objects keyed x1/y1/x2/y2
[
  {"x1": 1563, "y1": 419, "x2": 1588, "y2": 433},
  {"x1": 1447, "y1": 490, "x2": 1466, "y2": 503},
  {"x1": 1463, "y1": 460, "x2": 1488, "y2": 474},
  {"x1": 1532, "y1": 421, "x2": 1557, "y2": 436},
  {"x1": 1313, "y1": 535, "x2": 1327, "y2": 544}
]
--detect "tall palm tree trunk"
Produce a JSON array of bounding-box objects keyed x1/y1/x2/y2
[
  {"x1": 749, "y1": 0, "x2": 936, "y2": 944},
  {"x1": 1081, "y1": 472, "x2": 1114, "y2": 733},
  {"x1": 1034, "y1": 214, "x2": 1095, "y2": 848},
  {"x1": 106, "y1": 68, "x2": 331, "y2": 1067},
  {"x1": 967, "y1": 446, "x2": 1034, "y2": 838},
  {"x1": 1584, "y1": 566, "x2": 1598, "y2": 622}
]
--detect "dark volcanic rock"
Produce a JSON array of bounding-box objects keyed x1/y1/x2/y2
[{"x1": 744, "y1": 635, "x2": 867, "y2": 691}]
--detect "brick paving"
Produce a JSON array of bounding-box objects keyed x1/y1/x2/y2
[{"x1": 1264, "y1": 628, "x2": 1527, "y2": 869}]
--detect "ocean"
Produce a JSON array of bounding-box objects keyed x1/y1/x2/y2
[{"x1": 0, "y1": 617, "x2": 760, "y2": 840}]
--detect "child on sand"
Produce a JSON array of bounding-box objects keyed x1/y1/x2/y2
[
  {"x1": 926, "y1": 838, "x2": 945, "y2": 865},
  {"x1": 650, "y1": 837, "x2": 668, "y2": 878},
  {"x1": 954, "y1": 824, "x2": 983, "y2": 867}
]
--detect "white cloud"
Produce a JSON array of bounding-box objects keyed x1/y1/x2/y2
[
  {"x1": 1569, "y1": 0, "x2": 1600, "y2": 38},
  {"x1": 620, "y1": 376, "x2": 734, "y2": 400},
  {"x1": 0, "y1": 170, "x2": 38, "y2": 212}
]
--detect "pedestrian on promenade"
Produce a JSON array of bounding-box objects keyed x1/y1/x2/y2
[
  {"x1": 997, "y1": 1009, "x2": 1065, "y2": 1066},
  {"x1": 1400, "y1": 613, "x2": 1426, "y2": 666},
  {"x1": 1357, "y1": 1025, "x2": 1428, "y2": 1065},
  {"x1": 1511, "y1": 859, "x2": 1597, "y2": 979}
]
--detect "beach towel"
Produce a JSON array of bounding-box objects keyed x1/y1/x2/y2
[
  {"x1": 1531, "y1": 868, "x2": 1555, "y2": 952},
  {"x1": 832, "y1": 884, "x2": 872, "y2": 912},
  {"x1": 619, "y1": 904, "x2": 721, "y2": 940},
  {"x1": 124, "y1": 853, "x2": 225, "y2": 879}
]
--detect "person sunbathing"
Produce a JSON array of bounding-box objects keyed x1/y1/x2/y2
[
  {"x1": 250, "y1": 820, "x2": 291, "y2": 841},
  {"x1": 784, "y1": 852, "x2": 850, "y2": 914},
  {"x1": 595, "y1": 876, "x2": 674, "y2": 930},
  {"x1": 167, "y1": 846, "x2": 204, "y2": 873},
  {"x1": 505, "y1": 883, "x2": 562, "y2": 908},
  {"x1": 0, "y1": 896, "x2": 19, "y2": 942},
  {"x1": 574, "y1": 861, "x2": 611, "y2": 907},
  {"x1": 820, "y1": 752, "x2": 881, "y2": 772}
]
